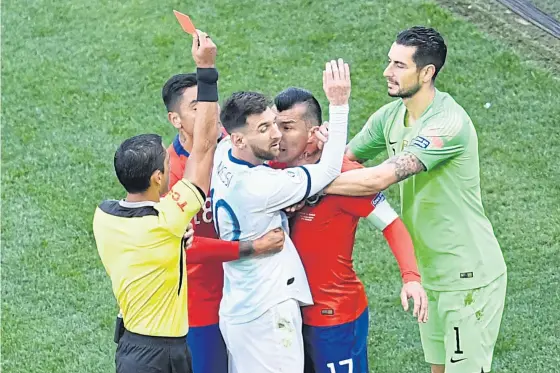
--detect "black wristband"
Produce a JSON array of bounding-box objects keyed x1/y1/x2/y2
[{"x1": 196, "y1": 68, "x2": 219, "y2": 102}]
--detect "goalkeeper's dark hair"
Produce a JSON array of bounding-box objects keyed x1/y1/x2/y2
[
  {"x1": 220, "y1": 91, "x2": 270, "y2": 133},
  {"x1": 162, "y1": 73, "x2": 197, "y2": 112},
  {"x1": 396, "y1": 26, "x2": 447, "y2": 80},
  {"x1": 114, "y1": 134, "x2": 166, "y2": 194},
  {"x1": 274, "y1": 87, "x2": 322, "y2": 127}
]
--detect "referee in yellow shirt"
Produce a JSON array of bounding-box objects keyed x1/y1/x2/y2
[{"x1": 93, "y1": 31, "x2": 218, "y2": 373}]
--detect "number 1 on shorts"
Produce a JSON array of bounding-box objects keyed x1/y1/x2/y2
[
  {"x1": 454, "y1": 326, "x2": 464, "y2": 354},
  {"x1": 327, "y1": 358, "x2": 353, "y2": 373}
]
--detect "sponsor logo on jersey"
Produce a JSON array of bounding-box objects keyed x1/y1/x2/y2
[
  {"x1": 286, "y1": 169, "x2": 303, "y2": 183},
  {"x1": 372, "y1": 192, "x2": 386, "y2": 207},
  {"x1": 411, "y1": 136, "x2": 431, "y2": 149},
  {"x1": 298, "y1": 212, "x2": 316, "y2": 222}
]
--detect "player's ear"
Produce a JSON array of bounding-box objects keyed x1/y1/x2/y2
[
  {"x1": 151, "y1": 169, "x2": 163, "y2": 187},
  {"x1": 230, "y1": 132, "x2": 245, "y2": 149},
  {"x1": 307, "y1": 126, "x2": 320, "y2": 143},
  {"x1": 168, "y1": 112, "x2": 182, "y2": 130},
  {"x1": 421, "y1": 64, "x2": 435, "y2": 83}
]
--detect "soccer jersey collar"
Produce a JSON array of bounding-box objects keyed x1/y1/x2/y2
[
  {"x1": 228, "y1": 149, "x2": 270, "y2": 168},
  {"x1": 173, "y1": 134, "x2": 190, "y2": 158},
  {"x1": 401, "y1": 88, "x2": 442, "y2": 126},
  {"x1": 119, "y1": 200, "x2": 157, "y2": 208}
]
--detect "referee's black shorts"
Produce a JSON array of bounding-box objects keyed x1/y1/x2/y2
[{"x1": 116, "y1": 330, "x2": 193, "y2": 373}]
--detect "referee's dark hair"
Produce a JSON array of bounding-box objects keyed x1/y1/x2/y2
[
  {"x1": 162, "y1": 73, "x2": 197, "y2": 112},
  {"x1": 114, "y1": 134, "x2": 167, "y2": 194},
  {"x1": 274, "y1": 87, "x2": 322, "y2": 127},
  {"x1": 396, "y1": 26, "x2": 447, "y2": 81},
  {"x1": 220, "y1": 91, "x2": 270, "y2": 133}
]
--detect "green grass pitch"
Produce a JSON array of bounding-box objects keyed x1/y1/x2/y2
[{"x1": 2, "y1": 0, "x2": 559, "y2": 371}]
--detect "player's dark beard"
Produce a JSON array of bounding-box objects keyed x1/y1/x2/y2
[
  {"x1": 250, "y1": 143, "x2": 277, "y2": 161},
  {"x1": 389, "y1": 80, "x2": 422, "y2": 99}
]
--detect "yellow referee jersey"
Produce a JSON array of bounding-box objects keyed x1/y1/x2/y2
[{"x1": 93, "y1": 179, "x2": 204, "y2": 337}]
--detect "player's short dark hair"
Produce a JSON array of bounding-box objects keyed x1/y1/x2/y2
[
  {"x1": 162, "y1": 73, "x2": 197, "y2": 112},
  {"x1": 114, "y1": 134, "x2": 166, "y2": 194},
  {"x1": 220, "y1": 91, "x2": 270, "y2": 133},
  {"x1": 274, "y1": 87, "x2": 322, "y2": 127},
  {"x1": 396, "y1": 26, "x2": 447, "y2": 80}
]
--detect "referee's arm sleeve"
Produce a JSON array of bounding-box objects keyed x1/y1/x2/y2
[{"x1": 157, "y1": 180, "x2": 205, "y2": 237}]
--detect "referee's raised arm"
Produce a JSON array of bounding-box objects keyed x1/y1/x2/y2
[{"x1": 183, "y1": 30, "x2": 219, "y2": 196}]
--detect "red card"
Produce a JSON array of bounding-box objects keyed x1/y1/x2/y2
[{"x1": 173, "y1": 10, "x2": 196, "y2": 35}]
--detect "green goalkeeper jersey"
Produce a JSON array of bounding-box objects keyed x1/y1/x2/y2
[{"x1": 348, "y1": 89, "x2": 506, "y2": 291}]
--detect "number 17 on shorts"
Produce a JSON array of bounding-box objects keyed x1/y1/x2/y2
[{"x1": 327, "y1": 359, "x2": 353, "y2": 373}]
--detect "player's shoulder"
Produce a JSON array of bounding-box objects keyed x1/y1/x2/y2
[
  {"x1": 375, "y1": 98, "x2": 403, "y2": 117},
  {"x1": 422, "y1": 91, "x2": 474, "y2": 136},
  {"x1": 341, "y1": 156, "x2": 364, "y2": 172},
  {"x1": 429, "y1": 90, "x2": 471, "y2": 123},
  {"x1": 365, "y1": 99, "x2": 403, "y2": 130},
  {"x1": 214, "y1": 136, "x2": 232, "y2": 161},
  {"x1": 244, "y1": 165, "x2": 306, "y2": 190},
  {"x1": 244, "y1": 164, "x2": 291, "y2": 181}
]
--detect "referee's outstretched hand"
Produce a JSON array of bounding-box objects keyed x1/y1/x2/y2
[
  {"x1": 323, "y1": 58, "x2": 351, "y2": 106},
  {"x1": 191, "y1": 29, "x2": 217, "y2": 68}
]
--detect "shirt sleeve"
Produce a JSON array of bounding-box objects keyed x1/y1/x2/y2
[
  {"x1": 383, "y1": 218, "x2": 421, "y2": 283},
  {"x1": 169, "y1": 169, "x2": 182, "y2": 190},
  {"x1": 339, "y1": 192, "x2": 398, "y2": 230},
  {"x1": 156, "y1": 179, "x2": 205, "y2": 237},
  {"x1": 404, "y1": 112, "x2": 470, "y2": 171},
  {"x1": 186, "y1": 236, "x2": 240, "y2": 263},
  {"x1": 347, "y1": 107, "x2": 387, "y2": 161}
]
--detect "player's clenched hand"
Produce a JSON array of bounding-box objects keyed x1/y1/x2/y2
[
  {"x1": 183, "y1": 223, "x2": 195, "y2": 249},
  {"x1": 400, "y1": 281, "x2": 428, "y2": 323},
  {"x1": 191, "y1": 29, "x2": 217, "y2": 68},
  {"x1": 253, "y1": 228, "x2": 285, "y2": 256},
  {"x1": 323, "y1": 59, "x2": 351, "y2": 106}
]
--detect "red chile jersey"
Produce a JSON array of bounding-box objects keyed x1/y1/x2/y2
[
  {"x1": 288, "y1": 157, "x2": 402, "y2": 326},
  {"x1": 168, "y1": 134, "x2": 223, "y2": 327}
]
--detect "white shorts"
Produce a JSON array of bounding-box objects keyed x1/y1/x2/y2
[{"x1": 220, "y1": 299, "x2": 304, "y2": 373}]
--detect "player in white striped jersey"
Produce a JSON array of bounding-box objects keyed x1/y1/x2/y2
[{"x1": 210, "y1": 59, "x2": 351, "y2": 373}]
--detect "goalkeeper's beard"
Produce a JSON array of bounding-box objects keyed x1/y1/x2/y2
[{"x1": 389, "y1": 79, "x2": 422, "y2": 99}]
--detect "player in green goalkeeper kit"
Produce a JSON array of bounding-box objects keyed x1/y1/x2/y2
[{"x1": 323, "y1": 26, "x2": 507, "y2": 373}]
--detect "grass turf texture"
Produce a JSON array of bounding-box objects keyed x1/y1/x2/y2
[{"x1": 2, "y1": 0, "x2": 559, "y2": 371}]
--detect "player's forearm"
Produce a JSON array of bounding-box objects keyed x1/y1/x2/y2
[
  {"x1": 382, "y1": 218, "x2": 421, "y2": 283},
  {"x1": 184, "y1": 68, "x2": 219, "y2": 193},
  {"x1": 186, "y1": 236, "x2": 239, "y2": 263},
  {"x1": 325, "y1": 164, "x2": 396, "y2": 196},
  {"x1": 186, "y1": 237, "x2": 269, "y2": 264},
  {"x1": 303, "y1": 105, "x2": 348, "y2": 195}
]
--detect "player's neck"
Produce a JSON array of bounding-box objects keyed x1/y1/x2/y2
[
  {"x1": 287, "y1": 149, "x2": 322, "y2": 167},
  {"x1": 179, "y1": 131, "x2": 194, "y2": 154},
  {"x1": 403, "y1": 84, "x2": 436, "y2": 122}
]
